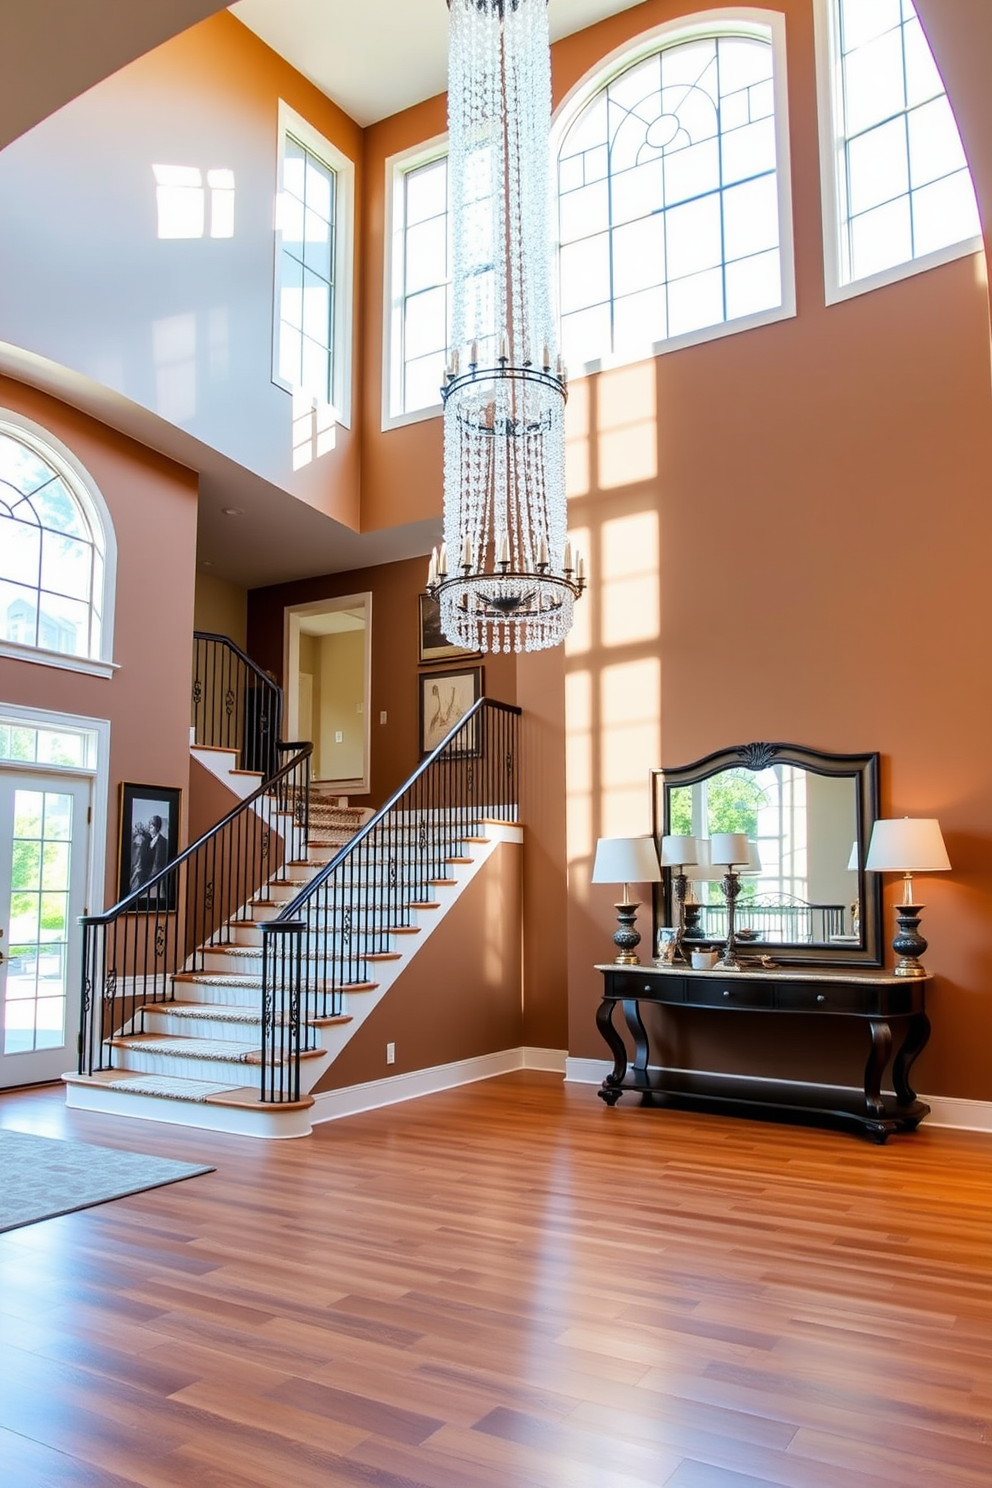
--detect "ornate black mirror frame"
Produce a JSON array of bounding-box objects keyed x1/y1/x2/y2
[{"x1": 651, "y1": 741, "x2": 883, "y2": 968}]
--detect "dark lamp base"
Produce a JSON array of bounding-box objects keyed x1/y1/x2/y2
[
  {"x1": 612, "y1": 900, "x2": 642, "y2": 965},
  {"x1": 892, "y1": 903, "x2": 929, "y2": 978}
]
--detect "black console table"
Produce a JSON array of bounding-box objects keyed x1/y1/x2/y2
[{"x1": 596, "y1": 963, "x2": 931, "y2": 1142}]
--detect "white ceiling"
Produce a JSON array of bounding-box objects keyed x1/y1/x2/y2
[{"x1": 231, "y1": 0, "x2": 646, "y2": 126}]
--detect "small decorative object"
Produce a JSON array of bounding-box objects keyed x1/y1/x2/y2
[
  {"x1": 418, "y1": 593, "x2": 480, "y2": 665},
  {"x1": 691, "y1": 949, "x2": 719, "y2": 970},
  {"x1": 591, "y1": 836, "x2": 662, "y2": 965},
  {"x1": 865, "y1": 817, "x2": 951, "y2": 977},
  {"x1": 709, "y1": 832, "x2": 752, "y2": 971},
  {"x1": 654, "y1": 927, "x2": 678, "y2": 966},
  {"x1": 118, "y1": 783, "x2": 181, "y2": 910},
  {"x1": 428, "y1": 0, "x2": 586, "y2": 655},
  {"x1": 659, "y1": 834, "x2": 699, "y2": 961},
  {"x1": 419, "y1": 666, "x2": 483, "y2": 757}
]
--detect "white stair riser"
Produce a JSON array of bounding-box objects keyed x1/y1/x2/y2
[
  {"x1": 142, "y1": 1009, "x2": 262, "y2": 1042},
  {"x1": 112, "y1": 1049, "x2": 262, "y2": 1083}
]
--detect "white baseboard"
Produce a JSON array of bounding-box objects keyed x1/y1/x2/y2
[
  {"x1": 564, "y1": 1058, "x2": 992, "y2": 1134},
  {"x1": 311, "y1": 1045, "x2": 567, "y2": 1124}
]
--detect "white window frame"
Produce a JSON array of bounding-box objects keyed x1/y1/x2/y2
[
  {"x1": 813, "y1": 0, "x2": 983, "y2": 306},
  {"x1": 0, "y1": 700, "x2": 111, "y2": 918},
  {"x1": 549, "y1": 8, "x2": 796, "y2": 379},
  {"x1": 382, "y1": 133, "x2": 450, "y2": 433},
  {"x1": 272, "y1": 101, "x2": 355, "y2": 428},
  {"x1": 0, "y1": 410, "x2": 118, "y2": 680}
]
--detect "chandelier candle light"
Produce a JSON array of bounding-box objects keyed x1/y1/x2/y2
[{"x1": 427, "y1": 0, "x2": 586, "y2": 654}]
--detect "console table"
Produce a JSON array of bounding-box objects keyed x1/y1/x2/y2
[{"x1": 596, "y1": 963, "x2": 931, "y2": 1142}]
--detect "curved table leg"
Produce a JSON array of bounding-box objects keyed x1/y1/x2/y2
[
  {"x1": 596, "y1": 998, "x2": 627, "y2": 1103},
  {"x1": 893, "y1": 1011, "x2": 932, "y2": 1106},
  {"x1": 864, "y1": 1019, "x2": 893, "y2": 1119},
  {"x1": 622, "y1": 998, "x2": 650, "y2": 1078}
]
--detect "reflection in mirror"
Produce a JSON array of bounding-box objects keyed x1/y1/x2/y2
[
  {"x1": 669, "y1": 763, "x2": 860, "y2": 945},
  {"x1": 653, "y1": 743, "x2": 881, "y2": 967}
]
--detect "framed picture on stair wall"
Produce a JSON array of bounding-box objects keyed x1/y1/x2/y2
[
  {"x1": 420, "y1": 667, "x2": 483, "y2": 757},
  {"x1": 418, "y1": 593, "x2": 481, "y2": 665},
  {"x1": 118, "y1": 782, "x2": 181, "y2": 910}
]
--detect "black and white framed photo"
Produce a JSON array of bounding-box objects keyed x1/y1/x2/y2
[
  {"x1": 118, "y1": 783, "x2": 181, "y2": 909},
  {"x1": 419, "y1": 666, "x2": 483, "y2": 757},
  {"x1": 418, "y1": 592, "x2": 481, "y2": 665}
]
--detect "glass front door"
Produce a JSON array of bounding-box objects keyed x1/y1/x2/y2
[{"x1": 0, "y1": 772, "x2": 90, "y2": 1087}]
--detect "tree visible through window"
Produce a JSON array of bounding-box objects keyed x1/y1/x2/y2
[
  {"x1": 556, "y1": 28, "x2": 786, "y2": 372},
  {"x1": 0, "y1": 429, "x2": 106, "y2": 662}
]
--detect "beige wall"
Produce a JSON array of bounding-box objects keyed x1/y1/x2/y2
[
  {"x1": 316, "y1": 629, "x2": 365, "y2": 782},
  {"x1": 193, "y1": 572, "x2": 247, "y2": 651}
]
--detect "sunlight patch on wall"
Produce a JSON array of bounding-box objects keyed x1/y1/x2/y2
[
  {"x1": 565, "y1": 668, "x2": 593, "y2": 865},
  {"x1": 153, "y1": 165, "x2": 236, "y2": 240},
  {"x1": 565, "y1": 525, "x2": 592, "y2": 657},
  {"x1": 596, "y1": 362, "x2": 657, "y2": 490},
  {"x1": 601, "y1": 511, "x2": 659, "y2": 647},
  {"x1": 564, "y1": 378, "x2": 590, "y2": 498},
  {"x1": 600, "y1": 656, "x2": 660, "y2": 838},
  {"x1": 292, "y1": 390, "x2": 337, "y2": 470}
]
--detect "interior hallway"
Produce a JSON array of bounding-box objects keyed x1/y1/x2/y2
[{"x1": 1, "y1": 1075, "x2": 991, "y2": 1486}]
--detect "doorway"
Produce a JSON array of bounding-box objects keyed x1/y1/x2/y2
[
  {"x1": 0, "y1": 770, "x2": 91, "y2": 1087},
  {"x1": 284, "y1": 593, "x2": 372, "y2": 794}
]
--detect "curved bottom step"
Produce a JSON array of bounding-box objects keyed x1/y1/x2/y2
[{"x1": 63, "y1": 1071, "x2": 315, "y2": 1138}]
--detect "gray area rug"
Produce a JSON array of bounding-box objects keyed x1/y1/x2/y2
[{"x1": 0, "y1": 1128, "x2": 213, "y2": 1232}]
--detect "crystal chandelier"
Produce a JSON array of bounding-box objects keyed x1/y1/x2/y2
[{"x1": 426, "y1": 0, "x2": 585, "y2": 654}]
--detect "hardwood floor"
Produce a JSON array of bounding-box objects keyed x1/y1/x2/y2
[{"x1": 1, "y1": 1074, "x2": 991, "y2": 1487}]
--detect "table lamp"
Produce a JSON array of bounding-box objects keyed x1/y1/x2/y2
[
  {"x1": 865, "y1": 817, "x2": 950, "y2": 977},
  {"x1": 709, "y1": 832, "x2": 751, "y2": 970},
  {"x1": 659, "y1": 834, "x2": 699, "y2": 961},
  {"x1": 591, "y1": 836, "x2": 662, "y2": 965}
]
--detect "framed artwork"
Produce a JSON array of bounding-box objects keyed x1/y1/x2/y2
[
  {"x1": 418, "y1": 592, "x2": 481, "y2": 665},
  {"x1": 118, "y1": 782, "x2": 181, "y2": 910},
  {"x1": 420, "y1": 667, "x2": 483, "y2": 757}
]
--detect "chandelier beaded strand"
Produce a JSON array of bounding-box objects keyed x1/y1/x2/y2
[{"x1": 427, "y1": 0, "x2": 586, "y2": 654}]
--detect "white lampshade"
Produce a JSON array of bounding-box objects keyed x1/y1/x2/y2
[
  {"x1": 660, "y1": 834, "x2": 699, "y2": 869},
  {"x1": 708, "y1": 832, "x2": 751, "y2": 868},
  {"x1": 741, "y1": 839, "x2": 762, "y2": 875},
  {"x1": 847, "y1": 841, "x2": 859, "y2": 872},
  {"x1": 865, "y1": 818, "x2": 951, "y2": 873},
  {"x1": 591, "y1": 836, "x2": 662, "y2": 885}
]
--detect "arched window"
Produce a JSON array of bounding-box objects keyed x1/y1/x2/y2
[
  {"x1": 816, "y1": 0, "x2": 982, "y2": 298},
  {"x1": 555, "y1": 17, "x2": 793, "y2": 374},
  {"x1": 0, "y1": 415, "x2": 116, "y2": 673}
]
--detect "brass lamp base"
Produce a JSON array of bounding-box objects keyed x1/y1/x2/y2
[
  {"x1": 892, "y1": 903, "x2": 929, "y2": 977},
  {"x1": 612, "y1": 900, "x2": 642, "y2": 964}
]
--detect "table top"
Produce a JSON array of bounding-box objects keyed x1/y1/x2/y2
[{"x1": 596, "y1": 962, "x2": 929, "y2": 987}]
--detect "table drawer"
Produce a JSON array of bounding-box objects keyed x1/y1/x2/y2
[
  {"x1": 773, "y1": 982, "x2": 868, "y2": 1013},
  {"x1": 604, "y1": 973, "x2": 686, "y2": 1003},
  {"x1": 687, "y1": 979, "x2": 774, "y2": 1010}
]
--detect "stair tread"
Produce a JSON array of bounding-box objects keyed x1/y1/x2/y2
[{"x1": 109, "y1": 1033, "x2": 325, "y2": 1065}]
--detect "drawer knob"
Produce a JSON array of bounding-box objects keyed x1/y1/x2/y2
[
  {"x1": 816, "y1": 993, "x2": 826, "y2": 1004},
  {"x1": 723, "y1": 989, "x2": 731, "y2": 998}
]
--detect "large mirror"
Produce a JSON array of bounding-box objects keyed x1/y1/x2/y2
[{"x1": 652, "y1": 742, "x2": 882, "y2": 967}]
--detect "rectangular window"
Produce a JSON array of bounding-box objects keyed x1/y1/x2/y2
[
  {"x1": 274, "y1": 104, "x2": 354, "y2": 426},
  {"x1": 815, "y1": 0, "x2": 982, "y2": 301},
  {"x1": 383, "y1": 141, "x2": 451, "y2": 430}
]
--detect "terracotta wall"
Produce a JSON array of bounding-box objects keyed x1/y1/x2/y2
[
  {"x1": 350, "y1": 0, "x2": 992, "y2": 1097},
  {"x1": 247, "y1": 556, "x2": 517, "y2": 808},
  {"x1": 313, "y1": 840, "x2": 523, "y2": 1093},
  {"x1": 0, "y1": 377, "x2": 198, "y2": 909}
]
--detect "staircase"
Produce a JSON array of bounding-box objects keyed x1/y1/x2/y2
[
  {"x1": 66, "y1": 684, "x2": 522, "y2": 1138},
  {"x1": 65, "y1": 799, "x2": 514, "y2": 1136}
]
